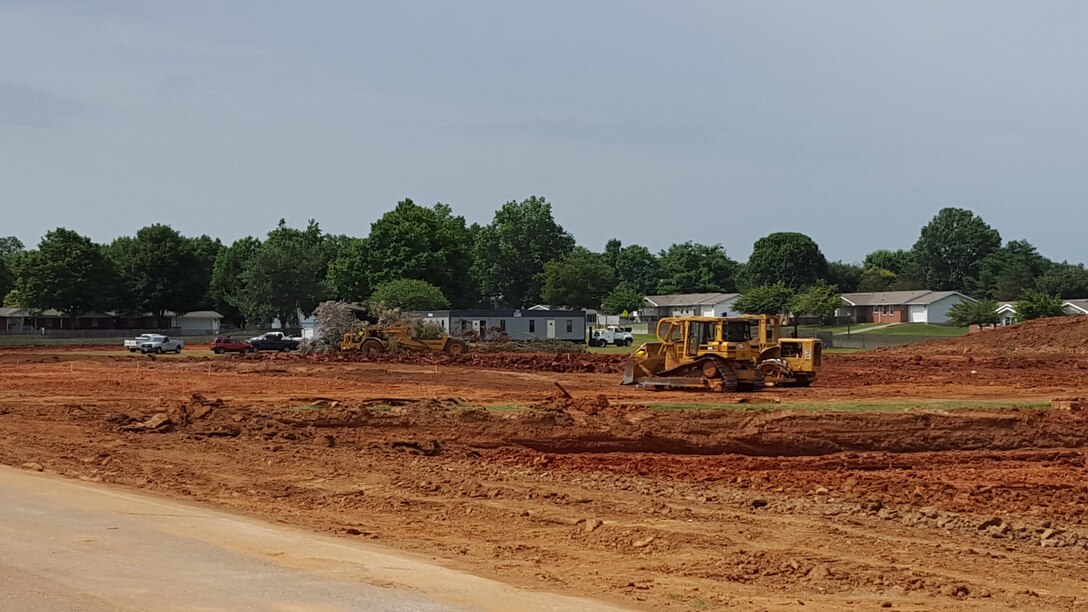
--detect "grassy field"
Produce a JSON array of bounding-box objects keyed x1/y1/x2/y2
[
  {"x1": 872, "y1": 324, "x2": 969, "y2": 337},
  {"x1": 795, "y1": 322, "x2": 883, "y2": 336}
]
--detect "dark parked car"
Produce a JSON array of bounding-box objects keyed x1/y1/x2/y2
[
  {"x1": 247, "y1": 332, "x2": 301, "y2": 352},
  {"x1": 211, "y1": 337, "x2": 253, "y2": 354}
]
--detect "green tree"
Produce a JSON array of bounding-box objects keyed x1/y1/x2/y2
[
  {"x1": 1035, "y1": 263, "x2": 1088, "y2": 299},
  {"x1": 540, "y1": 247, "x2": 616, "y2": 309},
  {"x1": 790, "y1": 281, "x2": 841, "y2": 319},
  {"x1": 188, "y1": 234, "x2": 223, "y2": 309},
  {"x1": 857, "y1": 266, "x2": 897, "y2": 292},
  {"x1": 106, "y1": 225, "x2": 209, "y2": 316},
  {"x1": 970, "y1": 240, "x2": 1051, "y2": 300},
  {"x1": 209, "y1": 237, "x2": 261, "y2": 327},
  {"x1": 863, "y1": 249, "x2": 914, "y2": 274},
  {"x1": 365, "y1": 199, "x2": 477, "y2": 307},
  {"x1": 0, "y1": 236, "x2": 24, "y2": 259},
  {"x1": 656, "y1": 242, "x2": 737, "y2": 294},
  {"x1": 825, "y1": 261, "x2": 863, "y2": 293},
  {"x1": 600, "y1": 284, "x2": 643, "y2": 315},
  {"x1": 3, "y1": 288, "x2": 22, "y2": 308},
  {"x1": 613, "y1": 244, "x2": 662, "y2": 295},
  {"x1": 1016, "y1": 290, "x2": 1065, "y2": 321},
  {"x1": 912, "y1": 208, "x2": 1001, "y2": 290},
  {"x1": 734, "y1": 283, "x2": 796, "y2": 315},
  {"x1": 603, "y1": 238, "x2": 623, "y2": 273},
  {"x1": 948, "y1": 299, "x2": 998, "y2": 329},
  {"x1": 239, "y1": 220, "x2": 328, "y2": 328},
  {"x1": 0, "y1": 236, "x2": 23, "y2": 299},
  {"x1": 746, "y1": 232, "x2": 828, "y2": 290},
  {"x1": 15, "y1": 228, "x2": 117, "y2": 325},
  {"x1": 326, "y1": 237, "x2": 369, "y2": 302},
  {"x1": 472, "y1": 196, "x2": 575, "y2": 307},
  {"x1": 369, "y1": 279, "x2": 450, "y2": 310}
]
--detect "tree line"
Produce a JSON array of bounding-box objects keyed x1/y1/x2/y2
[{"x1": 2, "y1": 199, "x2": 1086, "y2": 327}]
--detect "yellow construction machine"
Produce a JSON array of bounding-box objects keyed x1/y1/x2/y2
[
  {"x1": 728, "y1": 314, "x2": 821, "y2": 387},
  {"x1": 621, "y1": 315, "x2": 821, "y2": 391},
  {"x1": 621, "y1": 317, "x2": 767, "y2": 391},
  {"x1": 340, "y1": 320, "x2": 468, "y2": 357}
]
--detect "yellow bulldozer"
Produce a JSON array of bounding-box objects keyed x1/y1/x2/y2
[
  {"x1": 340, "y1": 320, "x2": 468, "y2": 357},
  {"x1": 730, "y1": 314, "x2": 821, "y2": 387},
  {"x1": 621, "y1": 315, "x2": 820, "y2": 391}
]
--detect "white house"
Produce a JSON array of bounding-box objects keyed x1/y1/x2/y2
[
  {"x1": 995, "y1": 302, "x2": 1018, "y2": 326},
  {"x1": 172, "y1": 311, "x2": 223, "y2": 334},
  {"x1": 993, "y1": 299, "x2": 1088, "y2": 325},
  {"x1": 1063, "y1": 299, "x2": 1088, "y2": 315},
  {"x1": 642, "y1": 293, "x2": 742, "y2": 319}
]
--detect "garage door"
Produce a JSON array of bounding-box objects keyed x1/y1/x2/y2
[{"x1": 909, "y1": 305, "x2": 927, "y2": 323}]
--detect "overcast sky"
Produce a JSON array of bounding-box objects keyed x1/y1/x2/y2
[{"x1": 2, "y1": 1, "x2": 1086, "y2": 263}]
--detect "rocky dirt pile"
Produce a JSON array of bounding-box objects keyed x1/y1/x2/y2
[
  {"x1": 883, "y1": 316, "x2": 1088, "y2": 356},
  {"x1": 242, "y1": 350, "x2": 629, "y2": 374}
]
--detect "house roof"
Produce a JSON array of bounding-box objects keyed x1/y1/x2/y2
[
  {"x1": 840, "y1": 290, "x2": 973, "y2": 307},
  {"x1": 174, "y1": 311, "x2": 224, "y2": 319},
  {"x1": 996, "y1": 302, "x2": 1017, "y2": 313},
  {"x1": 644, "y1": 293, "x2": 740, "y2": 307},
  {"x1": 1063, "y1": 299, "x2": 1088, "y2": 314},
  {"x1": 0, "y1": 308, "x2": 222, "y2": 319},
  {"x1": 407, "y1": 309, "x2": 586, "y2": 318},
  {"x1": 0, "y1": 308, "x2": 104, "y2": 317}
]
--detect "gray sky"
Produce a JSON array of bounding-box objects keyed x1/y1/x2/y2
[{"x1": 2, "y1": 1, "x2": 1086, "y2": 263}]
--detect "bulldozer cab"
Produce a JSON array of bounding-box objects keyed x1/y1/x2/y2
[{"x1": 653, "y1": 317, "x2": 761, "y2": 368}]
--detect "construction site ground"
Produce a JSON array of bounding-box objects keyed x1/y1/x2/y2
[{"x1": 2, "y1": 331, "x2": 1087, "y2": 610}]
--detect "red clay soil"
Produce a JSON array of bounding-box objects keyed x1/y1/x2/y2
[
  {"x1": 1, "y1": 349, "x2": 1087, "y2": 610},
  {"x1": 884, "y1": 316, "x2": 1088, "y2": 356},
  {"x1": 251, "y1": 349, "x2": 631, "y2": 374}
]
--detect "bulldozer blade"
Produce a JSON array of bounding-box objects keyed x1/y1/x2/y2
[{"x1": 623, "y1": 357, "x2": 653, "y2": 385}]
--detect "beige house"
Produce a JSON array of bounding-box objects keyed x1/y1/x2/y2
[{"x1": 641, "y1": 293, "x2": 742, "y2": 320}]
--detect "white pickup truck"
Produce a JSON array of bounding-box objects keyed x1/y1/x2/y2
[
  {"x1": 589, "y1": 326, "x2": 634, "y2": 347},
  {"x1": 124, "y1": 334, "x2": 154, "y2": 352},
  {"x1": 134, "y1": 334, "x2": 184, "y2": 354}
]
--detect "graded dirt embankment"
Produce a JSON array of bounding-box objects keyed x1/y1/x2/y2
[
  {"x1": 884, "y1": 316, "x2": 1088, "y2": 356},
  {"x1": 1, "y1": 348, "x2": 1087, "y2": 610}
]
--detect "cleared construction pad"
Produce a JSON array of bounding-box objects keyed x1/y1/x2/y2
[{"x1": 1, "y1": 337, "x2": 1086, "y2": 610}]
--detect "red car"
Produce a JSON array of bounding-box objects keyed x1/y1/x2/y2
[{"x1": 210, "y1": 337, "x2": 253, "y2": 354}]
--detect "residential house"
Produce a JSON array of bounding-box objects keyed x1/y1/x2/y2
[
  {"x1": 996, "y1": 302, "x2": 1018, "y2": 326},
  {"x1": 1063, "y1": 299, "x2": 1088, "y2": 316},
  {"x1": 407, "y1": 309, "x2": 587, "y2": 342},
  {"x1": 837, "y1": 291, "x2": 974, "y2": 325},
  {"x1": 175, "y1": 311, "x2": 223, "y2": 334},
  {"x1": 0, "y1": 308, "x2": 222, "y2": 333},
  {"x1": 991, "y1": 299, "x2": 1088, "y2": 326},
  {"x1": 641, "y1": 293, "x2": 742, "y2": 320}
]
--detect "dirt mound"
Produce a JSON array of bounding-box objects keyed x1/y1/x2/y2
[
  {"x1": 883, "y1": 316, "x2": 1088, "y2": 356},
  {"x1": 244, "y1": 350, "x2": 629, "y2": 374},
  {"x1": 107, "y1": 396, "x2": 1088, "y2": 457}
]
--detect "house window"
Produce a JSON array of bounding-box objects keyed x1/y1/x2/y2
[
  {"x1": 882, "y1": 305, "x2": 894, "y2": 315},
  {"x1": 499, "y1": 320, "x2": 506, "y2": 331},
  {"x1": 529, "y1": 319, "x2": 536, "y2": 333},
  {"x1": 566, "y1": 319, "x2": 572, "y2": 333}
]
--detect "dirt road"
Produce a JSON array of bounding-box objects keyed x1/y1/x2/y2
[
  {"x1": 0, "y1": 466, "x2": 624, "y2": 611},
  {"x1": 0, "y1": 348, "x2": 1086, "y2": 610}
]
